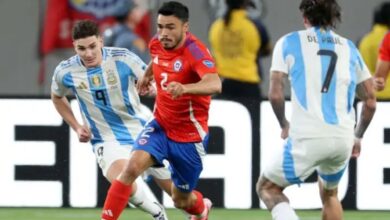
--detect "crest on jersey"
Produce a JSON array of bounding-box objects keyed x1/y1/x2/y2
[
  {"x1": 173, "y1": 59, "x2": 183, "y2": 72},
  {"x1": 106, "y1": 70, "x2": 117, "y2": 85},
  {"x1": 138, "y1": 138, "x2": 148, "y2": 145},
  {"x1": 89, "y1": 74, "x2": 103, "y2": 88},
  {"x1": 202, "y1": 60, "x2": 215, "y2": 68}
]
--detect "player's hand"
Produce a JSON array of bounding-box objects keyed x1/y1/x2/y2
[
  {"x1": 167, "y1": 81, "x2": 186, "y2": 99},
  {"x1": 137, "y1": 75, "x2": 154, "y2": 96},
  {"x1": 281, "y1": 121, "x2": 289, "y2": 139},
  {"x1": 374, "y1": 77, "x2": 385, "y2": 91},
  {"x1": 76, "y1": 126, "x2": 91, "y2": 143},
  {"x1": 351, "y1": 138, "x2": 361, "y2": 158}
]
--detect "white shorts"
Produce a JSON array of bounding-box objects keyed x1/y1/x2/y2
[
  {"x1": 263, "y1": 136, "x2": 353, "y2": 189},
  {"x1": 93, "y1": 142, "x2": 171, "y2": 180}
]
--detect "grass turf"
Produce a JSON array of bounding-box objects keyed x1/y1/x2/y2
[{"x1": 0, "y1": 208, "x2": 390, "y2": 220}]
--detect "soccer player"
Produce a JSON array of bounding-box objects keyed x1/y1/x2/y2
[
  {"x1": 374, "y1": 32, "x2": 390, "y2": 91},
  {"x1": 256, "y1": 1, "x2": 376, "y2": 220},
  {"x1": 50, "y1": 20, "x2": 171, "y2": 220},
  {"x1": 101, "y1": 1, "x2": 221, "y2": 220}
]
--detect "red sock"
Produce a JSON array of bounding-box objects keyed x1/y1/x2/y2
[
  {"x1": 184, "y1": 190, "x2": 205, "y2": 215},
  {"x1": 101, "y1": 180, "x2": 132, "y2": 220}
]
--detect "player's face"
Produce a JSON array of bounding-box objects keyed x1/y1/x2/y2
[
  {"x1": 157, "y1": 15, "x2": 189, "y2": 50},
  {"x1": 73, "y1": 36, "x2": 103, "y2": 68}
]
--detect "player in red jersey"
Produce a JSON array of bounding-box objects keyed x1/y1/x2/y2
[
  {"x1": 375, "y1": 32, "x2": 390, "y2": 91},
  {"x1": 101, "y1": 1, "x2": 221, "y2": 220}
]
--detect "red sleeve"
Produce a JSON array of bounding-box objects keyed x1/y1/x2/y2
[
  {"x1": 188, "y1": 41, "x2": 217, "y2": 78},
  {"x1": 379, "y1": 32, "x2": 390, "y2": 61}
]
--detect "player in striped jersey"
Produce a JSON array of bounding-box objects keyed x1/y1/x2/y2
[
  {"x1": 51, "y1": 20, "x2": 171, "y2": 220},
  {"x1": 256, "y1": 1, "x2": 376, "y2": 220}
]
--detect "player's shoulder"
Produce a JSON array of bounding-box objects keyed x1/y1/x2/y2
[
  {"x1": 104, "y1": 47, "x2": 141, "y2": 61},
  {"x1": 274, "y1": 30, "x2": 300, "y2": 46},
  {"x1": 54, "y1": 55, "x2": 80, "y2": 74},
  {"x1": 184, "y1": 33, "x2": 211, "y2": 60}
]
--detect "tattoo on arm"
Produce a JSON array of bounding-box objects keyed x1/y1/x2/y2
[
  {"x1": 355, "y1": 79, "x2": 376, "y2": 138},
  {"x1": 269, "y1": 72, "x2": 288, "y2": 128}
]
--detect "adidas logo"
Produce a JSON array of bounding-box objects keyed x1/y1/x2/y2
[{"x1": 102, "y1": 209, "x2": 113, "y2": 217}]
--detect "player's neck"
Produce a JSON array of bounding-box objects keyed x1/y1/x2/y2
[{"x1": 172, "y1": 32, "x2": 188, "y2": 50}]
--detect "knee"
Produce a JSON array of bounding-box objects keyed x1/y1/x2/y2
[
  {"x1": 256, "y1": 176, "x2": 268, "y2": 199},
  {"x1": 121, "y1": 161, "x2": 143, "y2": 181},
  {"x1": 321, "y1": 188, "x2": 338, "y2": 200},
  {"x1": 171, "y1": 195, "x2": 189, "y2": 209}
]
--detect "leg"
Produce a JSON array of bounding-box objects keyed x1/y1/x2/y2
[
  {"x1": 256, "y1": 175, "x2": 298, "y2": 220},
  {"x1": 319, "y1": 179, "x2": 342, "y2": 220},
  {"x1": 106, "y1": 159, "x2": 165, "y2": 217},
  {"x1": 154, "y1": 178, "x2": 173, "y2": 196},
  {"x1": 171, "y1": 185, "x2": 212, "y2": 220},
  {"x1": 101, "y1": 150, "x2": 155, "y2": 220}
]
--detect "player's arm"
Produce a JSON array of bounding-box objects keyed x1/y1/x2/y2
[
  {"x1": 355, "y1": 78, "x2": 376, "y2": 138},
  {"x1": 374, "y1": 59, "x2": 390, "y2": 91},
  {"x1": 352, "y1": 78, "x2": 376, "y2": 158},
  {"x1": 51, "y1": 93, "x2": 90, "y2": 142},
  {"x1": 167, "y1": 73, "x2": 221, "y2": 99},
  {"x1": 137, "y1": 61, "x2": 155, "y2": 96},
  {"x1": 269, "y1": 71, "x2": 289, "y2": 139}
]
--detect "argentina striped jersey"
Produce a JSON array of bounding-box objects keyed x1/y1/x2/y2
[
  {"x1": 270, "y1": 27, "x2": 371, "y2": 138},
  {"x1": 51, "y1": 47, "x2": 150, "y2": 145}
]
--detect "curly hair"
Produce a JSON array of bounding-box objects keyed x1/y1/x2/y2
[{"x1": 299, "y1": 0, "x2": 341, "y2": 29}]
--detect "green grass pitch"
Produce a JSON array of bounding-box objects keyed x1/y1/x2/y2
[{"x1": 0, "y1": 208, "x2": 390, "y2": 220}]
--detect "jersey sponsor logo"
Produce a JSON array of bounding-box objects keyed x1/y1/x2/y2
[
  {"x1": 202, "y1": 60, "x2": 214, "y2": 68},
  {"x1": 173, "y1": 59, "x2": 183, "y2": 72},
  {"x1": 89, "y1": 74, "x2": 103, "y2": 88}
]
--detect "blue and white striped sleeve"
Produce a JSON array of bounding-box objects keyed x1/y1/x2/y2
[
  {"x1": 354, "y1": 45, "x2": 371, "y2": 84},
  {"x1": 122, "y1": 49, "x2": 148, "y2": 80},
  {"x1": 270, "y1": 37, "x2": 289, "y2": 75},
  {"x1": 51, "y1": 64, "x2": 69, "y2": 97}
]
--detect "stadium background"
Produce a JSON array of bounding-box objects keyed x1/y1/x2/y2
[{"x1": 0, "y1": 0, "x2": 389, "y2": 217}]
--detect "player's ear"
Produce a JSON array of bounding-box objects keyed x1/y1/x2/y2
[{"x1": 183, "y1": 21, "x2": 189, "y2": 32}]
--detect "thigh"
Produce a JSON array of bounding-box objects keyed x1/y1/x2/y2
[
  {"x1": 262, "y1": 138, "x2": 318, "y2": 187},
  {"x1": 93, "y1": 142, "x2": 132, "y2": 178},
  {"x1": 133, "y1": 119, "x2": 168, "y2": 166},
  {"x1": 168, "y1": 140, "x2": 207, "y2": 192},
  {"x1": 317, "y1": 137, "x2": 353, "y2": 189}
]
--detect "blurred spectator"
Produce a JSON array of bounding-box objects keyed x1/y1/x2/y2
[
  {"x1": 209, "y1": 0, "x2": 271, "y2": 100},
  {"x1": 103, "y1": 0, "x2": 150, "y2": 62},
  {"x1": 359, "y1": 1, "x2": 390, "y2": 99}
]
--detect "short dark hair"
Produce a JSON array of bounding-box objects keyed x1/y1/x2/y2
[
  {"x1": 158, "y1": 1, "x2": 189, "y2": 23},
  {"x1": 299, "y1": 0, "x2": 341, "y2": 29},
  {"x1": 72, "y1": 20, "x2": 100, "y2": 40}
]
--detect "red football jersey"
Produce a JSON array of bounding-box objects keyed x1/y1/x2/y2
[
  {"x1": 149, "y1": 33, "x2": 217, "y2": 142},
  {"x1": 379, "y1": 32, "x2": 390, "y2": 61}
]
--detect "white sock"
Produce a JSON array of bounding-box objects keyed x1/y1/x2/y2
[
  {"x1": 129, "y1": 185, "x2": 163, "y2": 216},
  {"x1": 271, "y1": 202, "x2": 299, "y2": 220}
]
